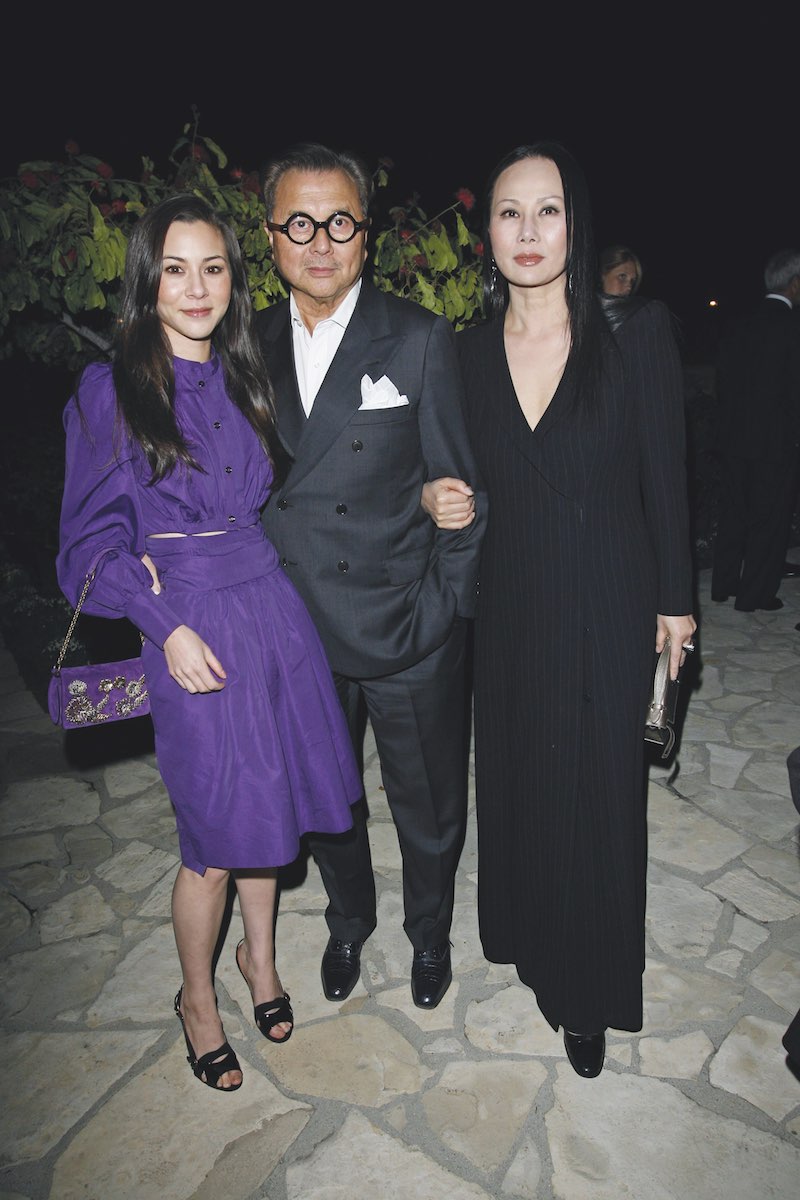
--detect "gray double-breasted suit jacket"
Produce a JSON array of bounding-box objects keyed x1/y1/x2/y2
[{"x1": 257, "y1": 279, "x2": 487, "y2": 679}]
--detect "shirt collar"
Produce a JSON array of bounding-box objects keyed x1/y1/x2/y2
[
  {"x1": 290, "y1": 277, "x2": 362, "y2": 332},
  {"x1": 765, "y1": 293, "x2": 792, "y2": 309}
]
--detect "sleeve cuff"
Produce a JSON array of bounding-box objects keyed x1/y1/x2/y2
[{"x1": 123, "y1": 591, "x2": 183, "y2": 650}]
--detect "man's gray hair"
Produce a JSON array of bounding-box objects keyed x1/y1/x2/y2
[
  {"x1": 764, "y1": 248, "x2": 800, "y2": 293},
  {"x1": 260, "y1": 143, "x2": 374, "y2": 221}
]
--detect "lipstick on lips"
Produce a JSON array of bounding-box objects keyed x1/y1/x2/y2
[
  {"x1": 514, "y1": 254, "x2": 544, "y2": 266},
  {"x1": 182, "y1": 308, "x2": 213, "y2": 317}
]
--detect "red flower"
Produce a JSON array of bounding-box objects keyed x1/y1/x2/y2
[
  {"x1": 400, "y1": 229, "x2": 414, "y2": 242},
  {"x1": 64, "y1": 139, "x2": 80, "y2": 155},
  {"x1": 20, "y1": 170, "x2": 39, "y2": 189},
  {"x1": 191, "y1": 144, "x2": 209, "y2": 162},
  {"x1": 229, "y1": 167, "x2": 244, "y2": 181},
  {"x1": 455, "y1": 187, "x2": 475, "y2": 212},
  {"x1": 97, "y1": 162, "x2": 113, "y2": 179},
  {"x1": 474, "y1": 241, "x2": 484, "y2": 256},
  {"x1": 99, "y1": 203, "x2": 111, "y2": 217},
  {"x1": 413, "y1": 254, "x2": 427, "y2": 268},
  {"x1": 111, "y1": 199, "x2": 127, "y2": 216}
]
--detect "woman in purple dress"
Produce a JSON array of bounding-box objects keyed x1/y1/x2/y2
[{"x1": 57, "y1": 194, "x2": 362, "y2": 1091}]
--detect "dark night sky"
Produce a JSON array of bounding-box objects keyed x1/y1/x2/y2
[{"x1": 2, "y1": 30, "x2": 795, "y2": 356}]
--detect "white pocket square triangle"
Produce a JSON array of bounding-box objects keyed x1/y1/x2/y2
[{"x1": 359, "y1": 373, "x2": 409, "y2": 409}]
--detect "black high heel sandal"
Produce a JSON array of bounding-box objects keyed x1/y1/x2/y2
[
  {"x1": 235, "y1": 940, "x2": 294, "y2": 1044},
  {"x1": 174, "y1": 987, "x2": 242, "y2": 1091}
]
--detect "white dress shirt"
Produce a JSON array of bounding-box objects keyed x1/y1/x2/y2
[{"x1": 290, "y1": 279, "x2": 362, "y2": 416}]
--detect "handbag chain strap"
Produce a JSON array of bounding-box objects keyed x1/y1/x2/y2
[{"x1": 53, "y1": 568, "x2": 97, "y2": 672}]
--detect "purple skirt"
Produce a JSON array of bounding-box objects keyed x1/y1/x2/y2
[{"x1": 141, "y1": 529, "x2": 361, "y2": 874}]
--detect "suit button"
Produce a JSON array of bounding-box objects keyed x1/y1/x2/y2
[
  {"x1": 213, "y1": 421, "x2": 221, "y2": 430},
  {"x1": 277, "y1": 498, "x2": 288, "y2": 510},
  {"x1": 336, "y1": 503, "x2": 348, "y2": 515},
  {"x1": 351, "y1": 439, "x2": 363, "y2": 452},
  {"x1": 337, "y1": 560, "x2": 349, "y2": 573},
  {"x1": 281, "y1": 556, "x2": 288, "y2": 568},
  {"x1": 228, "y1": 515, "x2": 236, "y2": 523},
  {"x1": 225, "y1": 466, "x2": 232, "y2": 474}
]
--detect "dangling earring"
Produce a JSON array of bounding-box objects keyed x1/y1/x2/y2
[{"x1": 490, "y1": 260, "x2": 499, "y2": 293}]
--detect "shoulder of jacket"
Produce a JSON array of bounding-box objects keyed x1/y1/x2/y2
[
  {"x1": 254, "y1": 298, "x2": 289, "y2": 332},
  {"x1": 368, "y1": 282, "x2": 443, "y2": 330}
]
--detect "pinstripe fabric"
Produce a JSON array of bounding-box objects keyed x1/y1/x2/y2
[{"x1": 458, "y1": 300, "x2": 693, "y2": 1033}]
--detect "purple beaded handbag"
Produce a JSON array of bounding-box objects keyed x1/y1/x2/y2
[{"x1": 48, "y1": 552, "x2": 150, "y2": 729}]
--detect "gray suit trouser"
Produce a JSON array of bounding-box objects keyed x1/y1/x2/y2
[{"x1": 306, "y1": 619, "x2": 470, "y2": 950}]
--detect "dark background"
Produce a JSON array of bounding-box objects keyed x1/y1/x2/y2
[
  {"x1": 2, "y1": 31, "x2": 795, "y2": 361},
  {"x1": 0, "y1": 27, "x2": 796, "y2": 698}
]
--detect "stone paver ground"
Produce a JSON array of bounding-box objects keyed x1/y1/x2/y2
[{"x1": 1, "y1": 566, "x2": 799, "y2": 1199}]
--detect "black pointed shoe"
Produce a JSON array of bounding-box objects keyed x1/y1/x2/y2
[
  {"x1": 320, "y1": 937, "x2": 363, "y2": 1001},
  {"x1": 564, "y1": 1030, "x2": 606, "y2": 1078},
  {"x1": 411, "y1": 942, "x2": 452, "y2": 1009}
]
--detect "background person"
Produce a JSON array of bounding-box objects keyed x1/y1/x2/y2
[
  {"x1": 425, "y1": 143, "x2": 695, "y2": 1077},
  {"x1": 599, "y1": 243, "x2": 642, "y2": 297},
  {"x1": 710, "y1": 248, "x2": 800, "y2": 612},
  {"x1": 57, "y1": 194, "x2": 361, "y2": 1091},
  {"x1": 256, "y1": 143, "x2": 486, "y2": 1011}
]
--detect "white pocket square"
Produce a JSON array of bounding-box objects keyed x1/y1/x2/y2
[{"x1": 359, "y1": 373, "x2": 409, "y2": 410}]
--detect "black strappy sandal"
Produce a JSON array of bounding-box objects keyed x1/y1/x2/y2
[
  {"x1": 174, "y1": 987, "x2": 242, "y2": 1091},
  {"x1": 235, "y1": 940, "x2": 294, "y2": 1044}
]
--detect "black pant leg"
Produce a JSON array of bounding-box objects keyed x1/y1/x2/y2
[
  {"x1": 305, "y1": 674, "x2": 376, "y2": 943},
  {"x1": 360, "y1": 620, "x2": 470, "y2": 950},
  {"x1": 711, "y1": 455, "x2": 747, "y2": 597},
  {"x1": 736, "y1": 456, "x2": 798, "y2": 608}
]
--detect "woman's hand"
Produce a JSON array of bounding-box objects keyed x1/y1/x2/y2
[
  {"x1": 141, "y1": 553, "x2": 161, "y2": 594},
  {"x1": 656, "y1": 613, "x2": 697, "y2": 681},
  {"x1": 421, "y1": 477, "x2": 475, "y2": 530},
  {"x1": 164, "y1": 625, "x2": 227, "y2": 693}
]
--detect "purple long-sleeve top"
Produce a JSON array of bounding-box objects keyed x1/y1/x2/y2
[{"x1": 57, "y1": 354, "x2": 273, "y2": 649}]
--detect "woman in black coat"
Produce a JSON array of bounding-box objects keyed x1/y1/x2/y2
[{"x1": 425, "y1": 143, "x2": 696, "y2": 1077}]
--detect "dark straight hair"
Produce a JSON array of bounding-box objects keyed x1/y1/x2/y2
[
  {"x1": 481, "y1": 141, "x2": 606, "y2": 393},
  {"x1": 110, "y1": 192, "x2": 281, "y2": 482}
]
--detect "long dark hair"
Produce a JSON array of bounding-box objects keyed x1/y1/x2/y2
[
  {"x1": 481, "y1": 142, "x2": 606, "y2": 391},
  {"x1": 111, "y1": 192, "x2": 281, "y2": 482}
]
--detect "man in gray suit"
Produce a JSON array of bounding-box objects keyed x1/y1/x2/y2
[{"x1": 257, "y1": 143, "x2": 486, "y2": 1008}]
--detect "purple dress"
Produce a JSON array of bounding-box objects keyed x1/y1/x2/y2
[{"x1": 57, "y1": 355, "x2": 362, "y2": 875}]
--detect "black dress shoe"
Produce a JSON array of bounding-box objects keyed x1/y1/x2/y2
[
  {"x1": 711, "y1": 591, "x2": 732, "y2": 602},
  {"x1": 735, "y1": 597, "x2": 784, "y2": 612},
  {"x1": 320, "y1": 937, "x2": 363, "y2": 1001},
  {"x1": 411, "y1": 942, "x2": 452, "y2": 1008},
  {"x1": 564, "y1": 1030, "x2": 606, "y2": 1078}
]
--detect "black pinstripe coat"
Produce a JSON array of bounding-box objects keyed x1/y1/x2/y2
[{"x1": 458, "y1": 299, "x2": 693, "y2": 1033}]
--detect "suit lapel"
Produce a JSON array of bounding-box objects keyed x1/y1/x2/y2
[{"x1": 260, "y1": 305, "x2": 305, "y2": 457}]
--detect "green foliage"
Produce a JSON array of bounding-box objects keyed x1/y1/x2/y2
[
  {"x1": 372, "y1": 192, "x2": 483, "y2": 327},
  {"x1": 0, "y1": 117, "x2": 484, "y2": 369}
]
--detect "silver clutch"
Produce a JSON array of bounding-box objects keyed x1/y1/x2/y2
[{"x1": 644, "y1": 636, "x2": 680, "y2": 758}]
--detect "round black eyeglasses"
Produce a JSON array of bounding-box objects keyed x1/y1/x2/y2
[{"x1": 266, "y1": 211, "x2": 370, "y2": 245}]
